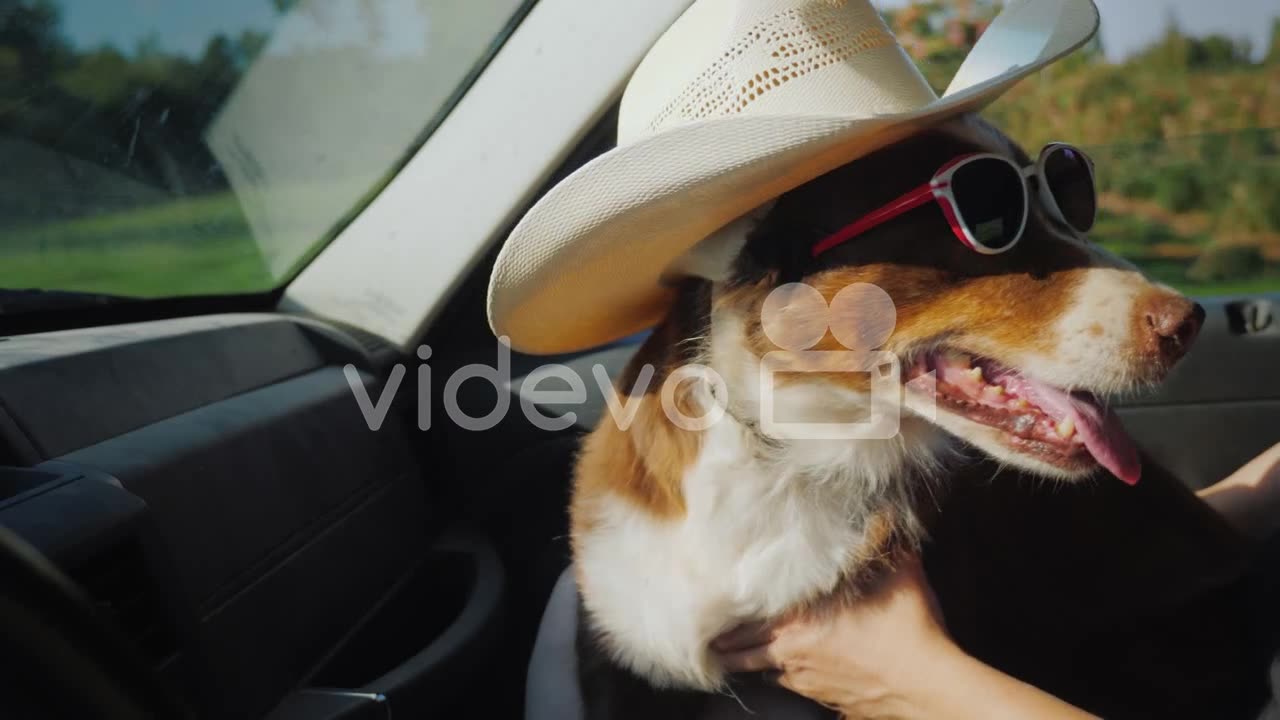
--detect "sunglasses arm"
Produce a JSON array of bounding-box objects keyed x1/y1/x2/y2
[{"x1": 811, "y1": 182, "x2": 938, "y2": 257}]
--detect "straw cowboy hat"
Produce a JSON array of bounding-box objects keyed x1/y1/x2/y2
[{"x1": 488, "y1": 0, "x2": 1100, "y2": 354}]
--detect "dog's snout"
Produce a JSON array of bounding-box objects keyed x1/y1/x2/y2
[{"x1": 1142, "y1": 295, "x2": 1203, "y2": 365}]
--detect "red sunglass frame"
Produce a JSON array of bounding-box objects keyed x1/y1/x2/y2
[{"x1": 810, "y1": 143, "x2": 1095, "y2": 258}]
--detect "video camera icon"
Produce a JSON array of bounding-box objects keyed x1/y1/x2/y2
[{"x1": 758, "y1": 282, "x2": 909, "y2": 441}]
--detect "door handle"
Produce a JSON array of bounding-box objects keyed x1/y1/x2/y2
[{"x1": 1226, "y1": 299, "x2": 1274, "y2": 335}]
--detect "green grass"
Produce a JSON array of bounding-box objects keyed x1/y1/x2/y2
[
  {"x1": 0, "y1": 192, "x2": 274, "y2": 298},
  {"x1": 1174, "y1": 278, "x2": 1280, "y2": 297}
]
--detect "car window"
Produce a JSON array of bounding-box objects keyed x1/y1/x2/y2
[
  {"x1": 0, "y1": 0, "x2": 530, "y2": 310},
  {"x1": 882, "y1": 0, "x2": 1279, "y2": 297}
]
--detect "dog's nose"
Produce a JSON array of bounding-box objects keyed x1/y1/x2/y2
[{"x1": 1142, "y1": 295, "x2": 1204, "y2": 365}]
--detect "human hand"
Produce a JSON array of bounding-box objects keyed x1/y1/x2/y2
[
  {"x1": 712, "y1": 556, "x2": 1097, "y2": 720},
  {"x1": 711, "y1": 556, "x2": 955, "y2": 719}
]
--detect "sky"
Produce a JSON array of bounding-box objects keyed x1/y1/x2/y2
[
  {"x1": 1089, "y1": 0, "x2": 1276, "y2": 61},
  {"x1": 55, "y1": 0, "x2": 1280, "y2": 63},
  {"x1": 60, "y1": 0, "x2": 278, "y2": 57}
]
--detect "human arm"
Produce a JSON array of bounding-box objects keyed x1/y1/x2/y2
[{"x1": 1197, "y1": 441, "x2": 1280, "y2": 540}]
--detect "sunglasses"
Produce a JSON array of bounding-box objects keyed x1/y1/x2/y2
[{"x1": 811, "y1": 143, "x2": 1097, "y2": 257}]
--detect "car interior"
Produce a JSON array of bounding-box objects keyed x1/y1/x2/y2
[
  {"x1": 2, "y1": 1, "x2": 1279, "y2": 719},
  {"x1": 2, "y1": 99, "x2": 1279, "y2": 718},
  {"x1": 0, "y1": 106, "x2": 631, "y2": 719}
]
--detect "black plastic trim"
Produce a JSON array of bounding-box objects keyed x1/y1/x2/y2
[
  {"x1": 264, "y1": 690, "x2": 390, "y2": 720},
  {"x1": 0, "y1": 289, "x2": 283, "y2": 340},
  {"x1": 364, "y1": 533, "x2": 505, "y2": 707}
]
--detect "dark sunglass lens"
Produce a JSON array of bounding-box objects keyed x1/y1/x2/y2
[
  {"x1": 950, "y1": 158, "x2": 1026, "y2": 250},
  {"x1": 1044, "y1": 146, "x2": 1097, "y2": 231}
]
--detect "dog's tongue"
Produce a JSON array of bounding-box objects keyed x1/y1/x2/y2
[{"x1": 1016, "y1": 378, "x2": 1142, "y2": 486}]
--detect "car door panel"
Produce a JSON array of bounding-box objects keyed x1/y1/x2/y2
[{"x1": 0, "y1": 314, "x2": 504, "y2": 720}]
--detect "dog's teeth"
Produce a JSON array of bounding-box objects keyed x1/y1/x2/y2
[
  {"x1": 1013, "y1": 415, "x2": 1036, "y2": 433},
  {"x1": 983, "y1": 385, "x2": 1005, "y2": 399},
  {"x1": 1056, "y1": 418, "x2": 1076, "y2": 439},
  {"x1": 1009, "y1": 398, "x2": 1030, "y2": 410},
  {"x1": 966, "y1": 366, "x2": 983, "y2": 383}
]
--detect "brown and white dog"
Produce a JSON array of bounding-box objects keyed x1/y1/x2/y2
[{"x1": 569, "y1": 115, "x2": 1203, "y2": 715}]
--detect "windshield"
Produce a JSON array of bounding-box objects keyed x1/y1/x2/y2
[{"x1": 0, "y1": 0, "x2": 529, "y2": 309}]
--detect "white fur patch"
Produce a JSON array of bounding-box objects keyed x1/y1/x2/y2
[{"x1": 1017, "y1": 242, "x2": 1151, "y2": 396}]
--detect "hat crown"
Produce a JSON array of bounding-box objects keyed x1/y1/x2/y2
[{"x1": 619, "y1": 0, "x2": 939, "y2": 146}]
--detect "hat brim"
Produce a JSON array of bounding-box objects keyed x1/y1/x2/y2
[{"x1": 489, "y1": 0, "x2": 1099, "y2": 355}]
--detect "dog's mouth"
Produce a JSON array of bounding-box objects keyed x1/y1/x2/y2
[{"x1": 904, "y1": 349, "x2": 1141, "y2": 485}]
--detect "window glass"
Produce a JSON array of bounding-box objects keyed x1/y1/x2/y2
[
  {"x1": 881, "y1": 0, "x2": 1280, "y2": 296},
  {"x1": 0, "y1": 0, "x2": 529, "y2": 308}
]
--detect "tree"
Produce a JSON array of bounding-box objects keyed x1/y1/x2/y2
[
  {"x1": 0, "y1": 0, "x2": 66, "y2": 85},
  {"x1": 1187, "y1": 35, "x2": 1253, "y2": 70},
  {"x1": 1266, "y1": 18, "x2": 1280, "y2": 64},
  {"x1": 1138, "y1": 10, "x2": 1191, "y2": 72}
]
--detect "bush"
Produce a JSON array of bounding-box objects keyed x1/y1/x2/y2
[
  {"x1": 1112, "y1": 170, "x2": 1159, "y2": 200},
  {"x1": 1135, "y1": 221, "x2": 1181, "y2": 246},
  {"x1": 1187, "y1": 245, "x2": 1266, "y2": 282},
  {"x1": 1151, "y1": 163, "x2": 1208, "y2": 213},
  {"x1": 1237, "y1": 165, "x2": 1280, "y2": 232}
]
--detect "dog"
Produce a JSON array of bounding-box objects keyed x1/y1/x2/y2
[{"x1": 566, "y1": 114, "x2": 1206, "y2": 719}]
